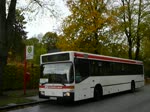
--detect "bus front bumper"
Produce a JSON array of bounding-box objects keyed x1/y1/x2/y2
[{"x1": 39, "y1": 91, "x2": 74, "y2": 102}]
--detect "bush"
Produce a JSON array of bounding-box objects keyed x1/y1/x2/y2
[
  {"x1": 3, "y1": 64, "x2": 40, "y2": 90},
  {"x1": 144, "y1": 62, "x2": 150, "y2": 78}
]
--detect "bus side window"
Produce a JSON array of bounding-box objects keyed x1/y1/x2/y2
[
  {"x1": 90, "y1": 61, "x2": 103, "y2": 76},
  {"x1": 69, "y1": 65, "x2": 74, "y2": 83},
  {"x1": 75, "y1": 68, "x2": 81, "y2": 83},
  {"x1": 90, "y1": 61, "x2": 97, "y2": 76}
]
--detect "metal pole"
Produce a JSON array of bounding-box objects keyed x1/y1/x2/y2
[{"x1": 24, "y1": 46, "x2": 27, "y2": 95}]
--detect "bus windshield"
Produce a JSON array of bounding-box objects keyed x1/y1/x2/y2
[{"x1": 41, "y1": 63, "x2": 74, "y2": 84}]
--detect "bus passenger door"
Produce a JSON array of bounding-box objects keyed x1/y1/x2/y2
[
  {"x1": 74, "y1": 58, "x2": 92, "y2": 101},
  {"x1": 74, "y1": 78, "x2": 93, "y2": 101}
]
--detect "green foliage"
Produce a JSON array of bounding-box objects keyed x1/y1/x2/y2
[
  {"x1": 3, "y1": 64, "x2": 40, "y2": 90},
  {"x1": 42, "y1": 32, "x2": 58, "y2": 52},
  {"x1": 3, "y1": 65, "x2": 23, "y2": 90},
  {"x1": 144, "y1": 65, "x2": 150, "y2": 78},
  {"x1": 26, "y1": 64, "x2": 40, "y2": 89},
  {"x1": 9, "y1": 9, "x2": 27, "y2": 63},
  {"x1": 142, "y1": 39, "x2": 150, "y2": 78},
  {"x1": 110, "y1": 0, "x2": 150, "y2": 59}
]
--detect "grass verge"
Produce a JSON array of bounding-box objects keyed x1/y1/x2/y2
[
  {"x1": 0, "y1": 89, "x2": 38, "y2": 107},
  {"x1": 145, "y1": 78, "x2": 150, "y2": 85}
]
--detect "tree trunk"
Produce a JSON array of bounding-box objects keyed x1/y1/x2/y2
[
  {"x1": 94, "y1": 32, "x2": 99, "y2": 54},
  {"x1": 122, "y1": 0, "x2": 133, "y2": 59},
  {"x1": 0, "y1": 0, "x2": 17, "y2": 94},
  {"x1": 135, "y1": 37, "x2": 140, "y2": 60},
  {"x1": 0, "y1": 56, "x2": 7, "y2": 94},
  {"x1": 6, "y1": 0, "x2": 17, "y2": 48},
  {"x1": 128, "y1": 38, "x2": 133, "y2": 59},
  {"x1": 135, "y1": 0, "x2": 142, "y2": 60},
  {"x1": 0, "y1": 0, "x2": 6, "y2": 95}
]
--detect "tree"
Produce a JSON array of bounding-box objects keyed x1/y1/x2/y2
[
  {"x1": 141, "y1": 11, "x2": 150, "y2": 59},
  {"x1": 0, "y1": 0, "x2": 17, "y2": 94},
  {"x1": 9, "y1": 9, "x2": 27, "y2": 63},
  {"x1": 0, "y1": 0, "x2": 61, "y2": 94},
  {"x1": 57, "y1": 0, "x2": 113, "y2": 54},
  {"x1": 111, "y1": 0, "x2": 150, "y2": 59},
  {"x1": 42, "y1": 32, "x2": 58, "y2": 52}
]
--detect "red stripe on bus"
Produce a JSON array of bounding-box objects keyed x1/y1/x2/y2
[
  {"x1": 39, "y1": 85, "x2": 45, "y2": 88},
  {"x1": 74, "y1": 53, "x2": 142, "y2": 64},
  {"x1": 88, "y1": 55, "x2": 137, "y2": 64},
  {"x1": 39, "y1": 85, "x2": 74, "y2": 89},
  {"x1": 74, "y1": 53, "x2": 84, "y2": 58},
  {"x1": 62, "y1": 86, "x2": 74, "y2": 89}
]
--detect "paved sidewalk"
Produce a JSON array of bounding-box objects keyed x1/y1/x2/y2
[
  {"x1": 0, "y1": 95, "x2": 49, "y2": 111},
  {"x1": 26, "y1": 95, "x2": 48, "y2": 101}
]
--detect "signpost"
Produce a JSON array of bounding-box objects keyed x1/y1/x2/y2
[
  {"x1": 26, "y1": 46, "x2": 34, "y2": 60},
  {"x1": 24, "y1": 46, "x2": 34, "y2": 95}
]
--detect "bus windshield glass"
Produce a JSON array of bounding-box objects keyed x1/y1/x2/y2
[{"x1": 41, "y1": 63, "x2": 74, "y2": 84}]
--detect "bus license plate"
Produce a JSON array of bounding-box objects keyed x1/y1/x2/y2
[{"x1": 49, "y1": 97, "x2": 57, "y2": 100}]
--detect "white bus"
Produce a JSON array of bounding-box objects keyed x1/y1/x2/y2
[{"x1": 39, "y1": 51, "x2": 144, "y2": 101}]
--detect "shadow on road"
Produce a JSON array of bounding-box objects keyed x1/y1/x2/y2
[{"x1": 44, "y1": 89, "x2": 143, "y2": 107}]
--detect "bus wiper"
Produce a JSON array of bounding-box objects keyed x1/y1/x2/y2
[
  {"x1": 41, "y1": 82, "x2": 48, "y2": 85},
  {"x1": 61, "y1": 74, "x2": 66, "y2": 86},
  {"x1": 61, "y1": 81, "x2": 66, "y2": 86},
  {"x1": 59, "y1": 77, "x2": 65, "y2": 86}
]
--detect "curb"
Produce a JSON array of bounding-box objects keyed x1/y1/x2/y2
[{"x1": 0, "y1": 99, "x2": 49, "y2": 111}]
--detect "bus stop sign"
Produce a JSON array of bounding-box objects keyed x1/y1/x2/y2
[{"x1": 26, "y1": 46, "x2": 34, "y2": 60}]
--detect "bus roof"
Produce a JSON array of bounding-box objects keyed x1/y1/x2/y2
[{"x1": 41, "y1": 51, "x2": 143, "y2": 65}]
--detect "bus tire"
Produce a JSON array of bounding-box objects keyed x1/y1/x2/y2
[
  {"x1": 39, "y1": 92, "x2": 43, "y2": 98},
  {"x1": 131, "y1": 81, "x2": 135, "y2": 93},
  {"x1": 93, "y1": 85, "x2": 103, "y2": 101}
]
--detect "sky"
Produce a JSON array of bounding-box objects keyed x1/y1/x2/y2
[{"x1": 17, "y1": 0, "x2": 70, "y2": 38}]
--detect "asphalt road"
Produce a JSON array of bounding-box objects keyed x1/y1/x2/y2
[{"x1": 9, "y1": 85, "x2": 150, "y2": 112}]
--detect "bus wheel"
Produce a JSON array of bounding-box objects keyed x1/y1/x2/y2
[
  {"x1": 131, "y1": 81, "x2": 135, "y2": 93},
  {"x1": 94, "y1": 85, "x2": 102, "y2": 101}
]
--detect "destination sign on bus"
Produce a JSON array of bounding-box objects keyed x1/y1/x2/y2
[{"x1": 42, "y1": 53, "x2": 70, "y2": 63}]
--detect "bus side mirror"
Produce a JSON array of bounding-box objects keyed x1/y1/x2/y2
[
  {"x1": 74, "y1": 58, "x2": 79, "y2": 64},
  {"x1": 40, "y1": 65, "x2": 44, "y2": 78}
]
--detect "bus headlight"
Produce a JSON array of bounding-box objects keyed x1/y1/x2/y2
[{"x1": 63, "y1": 92, "x2": 70, "y2": 97}]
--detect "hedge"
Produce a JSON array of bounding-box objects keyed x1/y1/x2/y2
[
  {"x1": 144, "y1": 62, "x2": 150, "y2": 78},
  {"x1": 3, "y1": 64, "x2": 40, "y2": 90}
]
